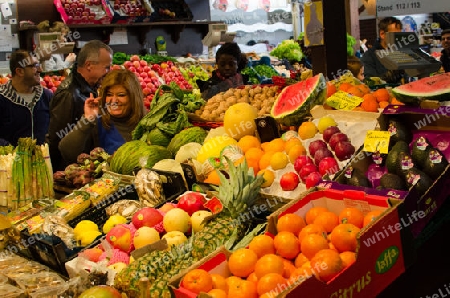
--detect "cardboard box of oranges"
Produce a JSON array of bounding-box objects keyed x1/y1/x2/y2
[{"x1": 169, "y1": 187, "x2": 413, "y2": 298}]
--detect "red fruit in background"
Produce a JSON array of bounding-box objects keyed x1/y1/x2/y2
[
  {"x1": 299, "y1": 163, "x2": 318, "y2": 182},
  {"x1": 131, "y1": 207, "x2": 163, "y2": 229},
  {"x1": 280, "y1": 172, "x2": 300, "y2": 191},
  {"x1": 130, "y1": 55, "x2": 140, "y2": 61},
  {"x1": 323, "y1": 126, "x2": 341, "y2": 143},
  {"x1": 329, "y1": 133, "x2": 349, "y2": 150},
  {"x1": 177, "y1": 191, "x2": 206, "y2": 216},
  {"x1": 318, "y1": 157, "x2": 340, "y2": 176},
  {"x1": 305, "y1": 172, "x2": 322, "y2": 189},
  {"x1": 314, "y1": 147, "x2": 334, "y2": 166},
  {"x1": 294, "y1": 155, "x2": 314, "y2": 174},
  {"x1": 132, "y1": 61, "x2": 140, "y2": 68},
  {"x1": 123, "y1": 61, "x2": 132, "y2": 69},
  {"x1": 309, "y1": 139, "x2": 328, "y2": 157},
  {"x1": 334, "y1": 141, "x2": 356, "y2": 161}
]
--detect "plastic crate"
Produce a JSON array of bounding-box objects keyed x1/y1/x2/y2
[
  {"x1": 247, "y1": 56, "x2": 279, "y2": 84},
  {"x1": 150, "y1": 0, "x2": 193, "y2": 21}
]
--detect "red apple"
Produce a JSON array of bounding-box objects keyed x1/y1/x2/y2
[
  {"x1": 130, "y1": 54, "x2": 140, "y2": 61},
  {"x1": 329, "y1": 133, "x2": 349, "y2": 151},
  {"x1": 305, "y1": 172, "x2": 322, "y2": 189},
  {"x1": 318, "y1": 157, "x2": 340, "y2": 176},
  {"x1": 323, "y1": 126, "x2": 341, "y2": 143},
  {"x1": 314, "y1": 147, "x2": 334, "y2": 166},
  {"x1": 131, "y1": 207, "x2": 163, "y2": 229},
  {"x1": 299, "y1": 163, "x2": 318, "y2": 182},
  {"x1": 280, "y1": 172, "x2": 300, "y2": 191},
  {"x1": 309, "y1": 139, "x2": 328, "y2": 157},
  {"x1": 334, "y1": 141, "x2": 356, "y2": 161},
  {"x1": 177, "y1": 191, "x2": 206, "y2": 216},
  {"x1": 294, "y1": 155, "x2": 313, "y2": 174}
]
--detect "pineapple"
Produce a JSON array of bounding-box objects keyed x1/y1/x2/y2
[{"x1": 114, "y1": 158, "x2": 263, "y2": 297}]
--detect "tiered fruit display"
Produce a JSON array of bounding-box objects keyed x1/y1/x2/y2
[
  {"x1": 178, "y1": 206, "x2": 383, "y2": 297},
  {"x1": 40, "y1": 75, "x2": 66, "y2": 92}
]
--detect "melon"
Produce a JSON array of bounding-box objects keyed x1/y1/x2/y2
[
  {"x1": 391, "y1": 73, "x2": 450, "y2": 105},
  {"x1": 271, "y1": 73, "x2": 327, "y2": 126},
  {"x1": 224, "y1": 102, "x2": 258, "y2": 140}
]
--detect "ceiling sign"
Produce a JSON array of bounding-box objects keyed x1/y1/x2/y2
[{"x1": 376, "y1": 0, "x2": 449, "y2": 17}]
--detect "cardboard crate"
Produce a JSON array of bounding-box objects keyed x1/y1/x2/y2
[
  {"x1": 170, "y1": 187, "x2": 414, "y2": 298},
  {"x1": 335, "y1": 104, "x2": 450, "y2": 239},
  {"x1": 54, "y1": 0, "x2": 113, "y2": 24},
  {"x1": 107, "y1": 0, "x2": 153, "y2": 24}
]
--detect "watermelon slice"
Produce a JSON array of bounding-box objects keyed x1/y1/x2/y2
[
  {"x1": 271, "y1": 73, "x2": 326, "y2": 126},
  {"x1": 391, "y1": 73, "x2": 450, "y2": 105}
]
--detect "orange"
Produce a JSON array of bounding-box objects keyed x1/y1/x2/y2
[
  {"x1": 289, "y1": 265, "x2": 313, "y2": 285},
  {"x1": 338, "y1": 82, "x2": 353, "y2": 92},
  {"x1": 298, "y1": 224, "x2": 327, "y2": 244},
  {"x1": 379, "y1": 101, "x2": 389, "y2": 109},
  {"x1": 330, "y1": 223, "x2": 360, "y2": 252},
  {"x1": 339, "y1": 207, "x2": 364, "y2": 228},
  {"x1": 340, "y1": 251, "x2": 356, "y2": 268},
  {"x1": 208, "y1": 288, "x2": 227, "y2": 298},
  {"x1": 260, "y1": 141, "x2": 270, "y2": 152},
  {"x1": 313, "y1": 211, "x2": 339, "y2": 233},
  {"x1": 265, "y1": 138, "x2": 286, "y2": 152},
  {"x1": 361, "y1": 94, "x2": 379, "y2": 112},
  {"x1": 247, "y1": 272, "x2": 258, "y2": 284},
  {"x1": 274, "y1": 231, "x2": 301, "y2": 259},
  {"x1": 238, "y1": 135, "x2": 261, "y2": 153},
  {"x1": 248, "y1": 234, "x2": 275, "y2": 258},
  {"x1": 373, "y1": 88, "x2": 390, "y2": 102},
  {"x1": 300, "y1": 233, "x2": 329, "y2": 260},
  {"x1": 326, "y1": 82, "x2": 337, "y2": 98},
  {"x1": 256, "y1": 273, "x2": 287, "y2": 296},
  {"x1": 259, "y1": 152, "x2": 275, "y2": 170},
  {"x1": 357, "y1": 84, "x2": 371, "y2": 95},
  {"x1": 254, "y1": 254, "x2": 285, "y2": 279},
  {"x1": 390, "y1": 97, "x2": 404, "y2": 105},
  {"x1": 227, "y1": 278, "x2": 258, "y2": 298},
  {"x1": 246, "y1": 158, "x2": 260, "y2": 176},
  {"x1": 277, "y1": 213, "x2": 306, "y2": 235},
  {"x1": 305, "y1": 207, "x2": 329, "y2": 225},
  {"x1": 228, "y1": 248, "x2": 258, "y2": 278},
  {"x1": 298, "y1": 122, "x2": 318, "y2": 140},
  {"x1": 225, "y1": 276, "x2": 242, "y2": 293},
  {"x1": 310, "y1": 249, "x2": 344, "y2": 282},
  {"x1": 284, "y1": 138, "x2": 302, "y2": 154},
  {"x1": 181, "y1": 268, "x2": 213, "y2": 294},
  {"x1": 294, "y1": 253, "x2": 309, "y2": 268},
  {"x1": 245, "y1": 147, "x2": 265, "y2": 163},
  {"x1": 210, "y1": 273, "x2": 228, "y2": 292},
  {"x1": 282, "y1": 259, "x2": 297, "y2": 278},
  {"x1": 204, "y1": 170, "x2": 221, "y2": 185},
  {"x1": 328, "y1": 241, "x2": 338, "y2": 252},
  {"x1": 347, "y1": 86, "x2": 365, "y2": 97},
  {"x1": 363, "y1": 210, "x2": 383, "y2": 227},
  {"x1": 287, "y1": 144, "x2": 307, "y2": 164}
]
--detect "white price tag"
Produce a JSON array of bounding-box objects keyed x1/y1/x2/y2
[
  {"x1": 376, "y1": 0, "x2": 448, "y2": 16},
  {"x1": 0, "y1": 2, "x2": 12, "y2": 18}
]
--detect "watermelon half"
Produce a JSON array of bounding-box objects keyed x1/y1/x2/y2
[
  {"x1": 391, "y1": 73, "x2": 450, "y2": 105},
  {"x1": 271, "y1": 73, "x2": 326, "y2": 126}
]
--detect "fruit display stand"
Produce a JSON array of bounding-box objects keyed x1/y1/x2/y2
[
  {"x1": 54, "y1": 0, "x2": 113, "y2": 24},
  {"x1": 335, "y1": 104, "x2": 450, "y2": 239},
  {"x1": 169, "y1": 187, "x2": 413, "y2": 298}
]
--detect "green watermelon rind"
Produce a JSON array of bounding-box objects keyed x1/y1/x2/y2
[
  {"x1": 391, "y1": 73, "x2": 450, "y2": 104},
  {"x1": 270, "y1": 73, "x2": 327, "y2": 126}
]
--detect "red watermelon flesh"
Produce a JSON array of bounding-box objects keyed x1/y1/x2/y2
[
  {"x1": 391, "y1": 73, "x2": 450, "y2": 104},
  {"x1": 271, "y1": 73, "x2": 326, "y2": 125}
]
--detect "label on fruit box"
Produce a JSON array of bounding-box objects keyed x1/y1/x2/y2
[
  {"x1": 363, "y1": 130, "x2": 391, "y2": 154},
  {"x1": 325, "y1": 90, "x2": 363, "y2": 110}
]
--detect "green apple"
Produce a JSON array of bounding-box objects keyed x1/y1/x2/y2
[
  {"x1": 133, "y1": 227, "x2": 160, "y2": 249},
  {"x1": 191, "y1": 210, "x2": 212, "y2": 233},
  {"x1": 162, "y1": 231, "x2": 188, "y2": 247},
  {"x1": 163, "y1": 208, "x2": 191, "y2": 233}
]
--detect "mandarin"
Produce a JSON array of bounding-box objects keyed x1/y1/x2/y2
[
  {"x1": 238, "y1": 135, "x2": 261, "y2": 153},
  {"x1": 259, "y1": 152, "x2": 275, "y2": 170},
  {"x1": 256, "y1": 273, "x2": 287, "y2": 296},
  {"x1": 210, "y1": 273, "x2": 228, "y2": 292},
  {"x1": 298, "y1": 122, "x2": 318, "y2": 140},
  {"x1": 310, "y1": 249, "x2": 344, "y2": 282},
  {"x1": 289, "y1": 265, "x2": 313, "y2": 285},
  {"x1": 254, "y1": 254, "x2": 285, "y2": 279},
  {"x1": 277, "y1": 213, "x2": 306, "y2": 235},
  {"x1": 338, "y1": 82, "x2": 353, "y2": 92},
  {"x1": 248, "y1": 234, "x2": 275, "y2": 258},
  {"x1": 247, "y1": 272, "x2": 258, "y2": 284},
  {"x1": 270, "y1": 152, "x2": 289, "y2": 170},
  {"x1": 340, "y1": 251, "x2": 357, "y2": 268},
  {"x1": 228, "y1": 248, "x2": 258, "y2": 278},
  {"x1": 338, "y1": 207, "x2": 364, "y2": 228},
  {"x1": 326, "y1": 82, "x2": 337, "y2": 98},
  {"x1": 373, "y1": 88, "x2": 390, "y2": 102},
  {"x1": 207, "y1": 288, "x2": 227, "y2": 298},
  {"x1": 294, "y1": 253, "x2": 309, "y2": 268},
  {"x1": 300, "y1": 233, "x2": 329, "y2": 260},
  {"x1": 282, "y1": 259, "x2": 297, "y2": 279},
  {"x1": 227, "y1": 278, "x2": 258, "y2": 298},
  {"x1": 379, "y1": 101, "x2": 390, "y2": 109},
  {"x1": 313, "y1": 211, "x2": 339, "y2": 233},
  {"x1": 330, "y1": 223, "x2": 360, "y2": 253},
  {"x1": 305, "y1": 207, "x2": 329, "y2": 225},
  {"x1": 361, "y1": 95, "x2": 379, "y2": 112},
  {"x1": 266, "y1": 138, "x2": 286, "y2": 152},
  {"x1": 347, "y1": 86, "x2": 365, "y2": 97},
  {"x1": 363, "y1": 210, "x2": 383, "y2": 227},
  {"x1": 288, "y1": 144, "x2": 307, "y2": 163},
  {"x1": 181, "y1": 268, "x2": 213, "y2": 294},
  {"x1": 274, "y1": 231, "x2": 301, "y2": 259},
  {"x1": 284, "y1": 137, "x2": 303, "y2": 154}
]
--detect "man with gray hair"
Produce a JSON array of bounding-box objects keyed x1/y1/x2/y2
[{"x1": 47, "y1": 40, "x2": 113, "y2": 171}]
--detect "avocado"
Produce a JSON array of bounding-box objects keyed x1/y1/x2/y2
[
  {"x1": 421, "y1": 148, "x2": 449, "y2": 179},
  {"x1": 379, "y1": 173, "x2": 407, "y2": 191},
  {"x1": 387, "y1": 119, "x2": 412, "y2": 147},
  {"x1": 386, "y1": 140, "x2": 410, "y2": 174},
  {"x1": 395, "y1": 151, "x2": 415, "y2": 178},
  {"x1": 404, "y1": 167, "x2": 433, "y2": 196},
  {"x1": 411, "y1": 136, "x2": 432, "y2": 169},
  {"x1": 346, "y1": 167, "x2": 371, "y2": 188}
]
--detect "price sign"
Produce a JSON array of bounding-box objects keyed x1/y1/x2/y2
[
  {"x1": 363, "y1": 130, "x2": 391, "y2": 154},
  {"x1": 325, "y1": 90, "x2": 363, "y2": 110},
  {"x1": 376, "y1": 0, "x2": 448, "y2": 16}
]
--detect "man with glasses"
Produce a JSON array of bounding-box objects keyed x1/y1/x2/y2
[
  {"x1": 47, "y1": 40, "x2": 112, "y2": 171},
  {"x1": 440, "y1": 29, "x2": 450, "y2": 73},
  {"x1": 0, "y1": 50, "x2": 53, "y2": 146}
]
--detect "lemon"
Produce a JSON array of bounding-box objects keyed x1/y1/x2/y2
[
  {"x1": 74, "y1": 220, "x2": 98, "y2": 240},
  {"x1": 270, "y1": 152, "x2": 289, "y2": 170},
  {"x1": 298, "y1": 122, "x2": 318, "y2": 140},
  {"x1": 79, "y1": 230, "x2": 102, "y2": 247},
  {"x1": 317, "y1": 116, "x2": 337, "y2": 133},
  {"x1": 258, "y1": 169, "x2": 275, "y2": 188}
]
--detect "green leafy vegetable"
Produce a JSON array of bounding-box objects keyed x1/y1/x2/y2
[{"x1": 270, "y1": 40, "x2": 304, "y2": 62}]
